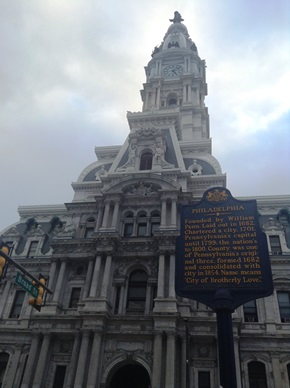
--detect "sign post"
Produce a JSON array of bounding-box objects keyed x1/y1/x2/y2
[{"x1": 175, "y1": 187, "x2": 273, "y2": 388}]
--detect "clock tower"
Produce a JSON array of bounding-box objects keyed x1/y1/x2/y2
[{"x1": 141, "y1": 11, "x2": 209, "y2": 143}]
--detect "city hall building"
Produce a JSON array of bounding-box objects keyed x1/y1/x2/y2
[{"x1": 1, "y1": 12, "x2": 290, "y2": 388}]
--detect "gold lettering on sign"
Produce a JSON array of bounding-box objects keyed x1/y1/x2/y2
[{"x1": 182, "y1": 206, "x2": 263, "y2": 288}]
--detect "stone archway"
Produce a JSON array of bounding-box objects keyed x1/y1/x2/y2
[{"x1": 108, "y1": 363, "x2": 151, "y2": 388}]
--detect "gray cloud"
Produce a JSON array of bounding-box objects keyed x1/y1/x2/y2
[{"x1": 0, "y1": 0, "x2": 289, "y2": 230}]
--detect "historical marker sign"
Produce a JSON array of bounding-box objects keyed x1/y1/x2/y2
[
  {"x1": 15, "y1": 272, "x2": 39, "y2": 299},
  {"x1": 175, "y1": 187, "x2": 273, "y2": 309}
]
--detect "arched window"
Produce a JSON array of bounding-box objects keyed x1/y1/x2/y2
[
  {"x1": 127, "y1": 270, "x2": 147, "y2": 313},
  {"x1": 248, "y1": 361, "x2": 268, "y2": 388},
  {"x1": 140, "y1": 152, "x2": 153, "y2": 170}
]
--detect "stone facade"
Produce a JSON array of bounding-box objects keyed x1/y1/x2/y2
[{"x1": 0, "y1": 12, "x2": 290, "y2": 388}]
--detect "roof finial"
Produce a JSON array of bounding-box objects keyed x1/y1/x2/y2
[{"x1": 169, "y1": 11, "x2": 184, "y2": 24}]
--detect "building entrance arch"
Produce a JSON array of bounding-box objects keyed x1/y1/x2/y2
[{"x1": 108, "y1": 362, "x2": 151, "y2": 388}]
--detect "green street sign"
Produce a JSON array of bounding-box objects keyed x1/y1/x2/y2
[{"x1": 15, "y1": 272, "x2": 39, "y2": 299}]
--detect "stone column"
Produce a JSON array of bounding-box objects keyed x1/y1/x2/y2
[
  {"x1": 271, "y1": 353, "x2": 283, "y2": 388},
  {"x1": 156, "y1": 254, "x2": 165, "y2": 298},
  {"x1": 5, "y1": 344, "x2": 22, "y2": 387},
  {"x1": 145, "y1": 283, "x2": 152, "y2": 314},
  {"x1": 83, "y1": 259, "x2": 94, "y2": 299},
  {"x1": 74, "y1": 330, "x2": 91, "y2": 388},
  {"x1": 100, "y1": 255, "x2": 112, "y2": 298},
  {"x1": 65, "y1": 331, "x2": 81, "y2": 388},
  {"x1": 145, "y1": 91, "x2": 149, "y2": 110},
  {"x1": 52, "y1": 259, "x2": 67, "y2": 304},
  {"x1": 181, "y1": 337, "x2": 187, "y2": 388},
  {"x1": 111, "y1": 200, "x2": 120, "y2": 228},
  {"x1": 183, "y1": 83, "x2": 187, "y2": 103},
  {"x1": 161, "y1": 198, "x2": 167, "y2": 227},
  {"x1": 151, "y1": 333, "x2": 162, "y2": 388},
  {"x1": 87, "y1": 331, "x2": 102, "y2": 388},
  {"x1": 96, "y1": 205, "x2": 104, "y2": 231},
  {"x1": 169, "y1": 254, "x2": 176, "y2": 298},
  {"x1": 132, "y1": 216, "x2": 137, "y2": 236},
  {"x1": 170, "y1": 198, "x2": 177, "y2": 227},
  {"x1": 0, "y1": 279, "x2": 11, "y2": 317},
  {"x1": 101, "y1": 201, "x2": 111, "y2": 228},
  {"x1": 146, "y1": 217, "x2": 150, "y2": 236},
  {"x1": 118, "y1": 285, "x2": 125, "y2": 315},
  {"x1": 21, "y1": 332, "x2": 41, "y2": 388},
  {"x1": 32, "y1": 333, "x2": 51, "y2": 388},
  {"x1": 165, "y1": 333, "x2": 175, "y2": 388},
  {"x1": 89, "y1": 255, "x2": 102, "y2": 298},
  {"x1": 234, "y1": 337, "x2": 242, "y2": 388},
  {"x1": 47, "y1": 259, "x2": 58, "y2": 302},
  {"x1": 156, "y1": 84, "x2": 161, "y2": 108},
  {"x1": 187, "y1": 84, "x2": 192, "y2": 103}
]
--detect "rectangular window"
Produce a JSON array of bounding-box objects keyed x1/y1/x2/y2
[
  {"x1": 243, "y1": 300, "x2": 258, "y2": 322},
  {"x1": 124, "y1": 223, "x2": 133, "y2": 237},
  {"x1": 269, "y1": 235, "x2": 282, "y2": 254},
  {"x1": 114, "y1": 286, "x2": 121, "y2": 314},
  {"x1": 198, "y1": 371, "x2": 211, "y2": 388},
  {"x1": 151, "y1": 223, "x2": 160, "y2": 236},
  {"x1": 0, "y1": 354, "x2": 9, "y2": 387},
  {"x1": 137, "y1": 223, "x2": 147, "y2": 236},
  {"x1": 68, "y1": 288, "x2": 81, "y2": 308},
  {"x1": 84, "y1": 227, "x2": 94, "y2": 238},
  {"x1": 52, "y1": 365, "x2": 67, "y2": 388},
  {"x1": 9, "y1": 290, "x2": 25, "y2": 318},
  {"x1": 27, "y1": 241, "x2": 38, "y2": 257},
  {"x1": 127, "y1": 287, "x2": 146, "y2": 311},
  {"x1": 277, "y1": 292, "x2": 290, "y2": 322}
]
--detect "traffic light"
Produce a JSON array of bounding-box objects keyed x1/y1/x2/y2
[
  {"x1": 29, "y1": 274, "x2": 46, "y2": 311},
  {"x1": 0, "y1": 243, "x2": 9, "y2": 278}
]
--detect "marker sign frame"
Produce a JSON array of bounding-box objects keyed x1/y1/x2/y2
[{"x1": 175, "y1": 187, "x2": 273, "y2": 309}]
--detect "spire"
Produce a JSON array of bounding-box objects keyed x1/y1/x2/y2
[{"x1": 152, "y1": 12, "x2": 197, "y2": 54}]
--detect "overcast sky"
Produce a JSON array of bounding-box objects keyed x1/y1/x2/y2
[{"x1": 0, "y1": 0, "x2": 289, "y2": 231}]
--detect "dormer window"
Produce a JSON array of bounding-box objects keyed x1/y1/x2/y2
[
  {"x1": 269, "y1": 235, "x2": 282, "y2": 255},
  {"x1": 140, "y1": 152, "x2": 153, "y2": 170},
  {"x1": 84, "y1": 217, "x2": 96, "y2": 238},
  {"x1": 27, "y1": 241, "x2": 38, "y2": 258}
]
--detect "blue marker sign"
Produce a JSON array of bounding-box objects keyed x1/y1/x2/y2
[{"x1": 175, "y1": 187, "x2": 273, "y2": 309}]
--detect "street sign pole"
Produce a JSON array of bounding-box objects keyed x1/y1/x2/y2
[{"x1": 214, "y1": 289, "x2": 237, "y2": 388}]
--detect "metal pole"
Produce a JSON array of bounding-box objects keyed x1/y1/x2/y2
[
  {"x1": 183, "y1": 318, "x2": 190, "y2": 388},
  {"x1": 214, "y1": 289, "x2": 237, "y2": 388}
]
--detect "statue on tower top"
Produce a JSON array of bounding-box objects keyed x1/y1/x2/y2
[{"x1": 170, "y1": 11, "x2": 184, "y2": 24}]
